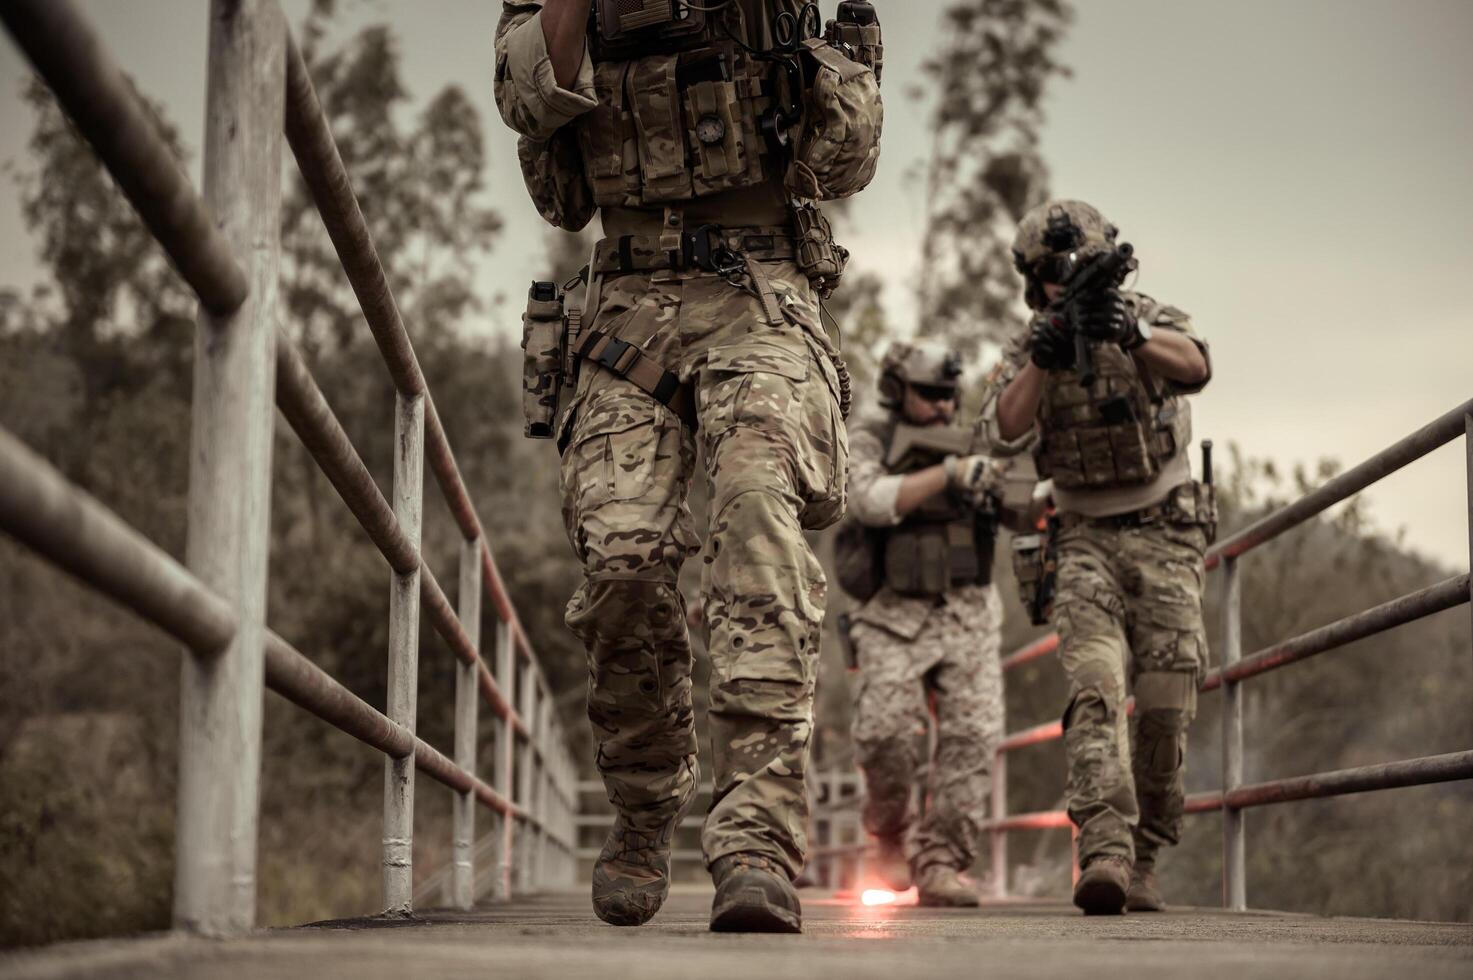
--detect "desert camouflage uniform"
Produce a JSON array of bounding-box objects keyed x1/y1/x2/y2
[
  {"x1": 495, "y1": 3, "x2": 850, "y2": 880},
  {"x1": 846, "y1": 417, "x2": 1004, "y2": 873},
  {"x1": 976, "y1": 293, "x2": 1211, "y2": 869}
]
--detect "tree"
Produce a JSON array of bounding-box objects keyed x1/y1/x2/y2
[{"x1": 914, "y1": 0, "x2": 1073, "y2": 359}]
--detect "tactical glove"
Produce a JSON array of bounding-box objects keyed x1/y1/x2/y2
[
  {"x1": 1028, "y1": 316, "x2": 1075, "y2": 370},
  {"x1": 1073, "y1": 288, "x2": 1132, "y2": 345},
  {"x1": 944, "y1": 454, "x2": 1007, "y2": 508}
]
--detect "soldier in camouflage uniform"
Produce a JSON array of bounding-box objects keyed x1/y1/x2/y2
[
  {"x1": 495, "y1": 0, "x2": 883, "y2": 932},
  {"x1": 844, "y1": 341, "x2": 1007, "y2": 907},
  {"x1": 976, "y1": 201, "x2": 1214, "y2": 915}
]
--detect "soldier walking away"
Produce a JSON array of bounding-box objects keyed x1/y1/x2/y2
[
  {"x1": 976, "y1": 200, "x2": 1215, "y2": 915},
  {"x1": 495, "y1": 0, "x2": 883, "y2": 932},
  {"x1": 838, "y1": 341, "x2": 1008, "y2": 907}
]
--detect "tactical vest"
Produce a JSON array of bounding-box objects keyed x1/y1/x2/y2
[
  {"x1": 862, "y1": 416, "x2": 997, "y2": 598},
  {"x1": 1034, "y1": 308, "x2": 1190, "y2": 490},
  {"x1": 572, "y1": 0, "x2": 882, "y2": 208}
]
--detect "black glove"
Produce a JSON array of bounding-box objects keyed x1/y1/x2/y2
[
  {"x1": 1029, "y1": 316, "x2": 1075, "y2": 370},
  {"x1": 1072, "y1": 287, "x2": 1131, "y2": 344}
]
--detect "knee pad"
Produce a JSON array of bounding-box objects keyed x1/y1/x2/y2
[{"x1": 1062, "y1": 662, "x2": 1122, "y2": 731}]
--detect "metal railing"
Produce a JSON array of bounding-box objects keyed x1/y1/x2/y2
[
  {"x1": 987, "y1": 399, "x2": 1473, "y2": 908},
  {"x1": 0, "y1": 0, "x2": 576, "y2": 937}
]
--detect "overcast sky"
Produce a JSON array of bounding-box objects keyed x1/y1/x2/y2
[{"x1": 1, "y1": 0, "x2": 1470, "y2": 570}]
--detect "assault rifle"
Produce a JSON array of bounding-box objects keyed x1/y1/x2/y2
[{"x1": 1047, "y1": 242, "x2": 1137, "y2": 388}]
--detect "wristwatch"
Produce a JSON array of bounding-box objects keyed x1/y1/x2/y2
[{"x1": 1122, "y1": 316, "x2": 1152, "y2": 351}]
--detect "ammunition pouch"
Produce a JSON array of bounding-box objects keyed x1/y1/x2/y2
[
  {"x1": 883, "y1": 514, "x2": 996, "y2": 598},
  {"x1": 1011, "y1": 523, "x2": 1058, "y2": 627},
  {"x1": 577, "y1": 43, "x2": 775, "y2": 209},
  {"x1": 785, "y1": 37, "x2": 883, "y2": 201},
  {"x1": 1036, "y1": 342, "x2": 1189, "y2": 490}
]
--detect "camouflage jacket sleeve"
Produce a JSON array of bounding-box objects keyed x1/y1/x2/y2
[
  {"x1": 494, "y1": 1, "x2": 598, "y2": 141},
  {"x1": 846, "y1": 416, "x2": 905, "y2": 528},
  {"x1": 1134, "y1": 294, "x2": 1212, "y2": 396},
  {"x1": 972, "y1": 329, "x2": 1039, "y2": 458}
]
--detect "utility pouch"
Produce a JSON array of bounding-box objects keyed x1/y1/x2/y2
[
  {"x1": 1011, "y1": 523, "x2": 1058, "y2": 626},
  {"x1": 785, "y1": 38, "x2": 883, "y2": 201},
  {"x1": 521, "y1": 280, "x2": 565, "y2": 439},
  {"x1": 681, "y1": 51, "x2": 763, "y2": 196},
  {"x1": 792, "y1": 202, "x2": 849, "y2": 297},
  {"x1": 884, "y1": 524, "x2": 950, "y2": 597},
  {"x1": 592, "y1": 0, "x2": 707, "y2": 60},
  {"x1": 823, "y1": 1, "x2": 884, "y2": 82},
  {"x1": 1165, "y1": 480, "x2": 1219, "y2": 544}
]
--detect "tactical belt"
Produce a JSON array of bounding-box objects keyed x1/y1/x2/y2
[
  {"x1": 576, "y1": 329, "x2": 698, "y2": 431},
  {"x1": 592, "y1": 224, "x2": 798, "y2": 276},
  {"x1": 1058, "y1": 488, "x2": 1198, "y2": 530}
]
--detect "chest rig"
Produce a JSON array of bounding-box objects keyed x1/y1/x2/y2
[
  {"x1": 579, "y1": 1, "x2": 795, "y2": 208},
  {"x1": 877, "y1": 420, "x2": 997, "y2": 597},
  {"x1": 1035, "y1": 335, "x2": 1190, "y2": 490}
]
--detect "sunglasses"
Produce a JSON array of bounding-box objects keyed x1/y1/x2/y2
[{"x1": 910, "y1": 383, "x2": 957, "y2": 403}]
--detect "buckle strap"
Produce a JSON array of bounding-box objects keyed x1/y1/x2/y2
[{"x1": 578, "y1": 330, "x2": 698, "y2": 431}]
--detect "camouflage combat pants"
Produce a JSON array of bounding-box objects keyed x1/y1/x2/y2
[
  {"x1": 849, "y1": 584, "x2": 1004, "y2": 872},
  {"x1": 1052, "y1": 516, "x2": 1207, "y2": 868},
  {"x1": 559, "y1": 258, "x2": 848, "y2": 880}
]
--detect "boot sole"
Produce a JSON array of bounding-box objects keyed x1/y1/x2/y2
[
  {"x1": 1073, "y1": 877, "x2": 1127, "y2": 916},
  {"x1": 710, "y1": 896, "x2": 802, "y2": 934},
  {"x1": 918, "y1": 894, "x2": 981, "y2": 908},
  {"x1": 1126, "y1": 896, "x2": 1165, "y2": 912}
]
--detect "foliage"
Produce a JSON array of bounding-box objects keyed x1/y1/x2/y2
[{"x1": 914, "y1": 0, "x2": 1073, "y2": 357}]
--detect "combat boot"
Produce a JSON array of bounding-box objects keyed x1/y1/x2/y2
[
  {"x1": 1126, "y1": 863, "x2": 1165, "y2": 912},
  {"x1": 873, "y1": 835, "x2": 911, "y2": 891},
  {"x1": 591, "y1": 817, "x2": 675, "y2": 927},
  {"x1": 1072, "y1": 855, "x2": 1130, "y2": 915},
  {"x1": 709, "y1": 852, "x2": 802, "y2": 933},
  {"x1": 915, "y1": 864, "x2": 981, "y2": 908}
]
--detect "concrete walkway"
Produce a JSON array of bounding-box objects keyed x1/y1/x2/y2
[{"x1": 4, "y1": 888, "x2": 1470, "y2": 980}]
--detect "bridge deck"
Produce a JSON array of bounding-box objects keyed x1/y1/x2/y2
[{"x1": 5, "y1": 888, "x2": 1470, "y2": 979}]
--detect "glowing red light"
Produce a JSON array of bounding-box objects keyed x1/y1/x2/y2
[{"x1": 861, "y1": 888, "x2": 897, "y2": 906}]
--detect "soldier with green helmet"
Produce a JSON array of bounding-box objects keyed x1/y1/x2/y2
[
  {"x1": 840, "y1": 340, "x2": 1008, "y2": 906},
  {"x1": 495, "y1": 0, "x2": 883, "y2": 932},
  {"x1": 976, "y1": 200, "x2": 1215, "y2": 915}
]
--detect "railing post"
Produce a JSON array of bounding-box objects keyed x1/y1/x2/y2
[
  {"x1": 518, "y1": 664, "x2": 538, "y2": 892},
  {"x1": 990, "y1": 749, "x2": 1008, "y2": 898},
  {"x1": 494, "y1": 620, "x2": 515, "y2": 899},
  {"x1": 452, "y1": 537, "x2": 482, "y2": 910},
  {"x1": 173, "y1": 0, "x2": 285, "y2": 937},
  {"x1": 1220, "y1": 556, "x2": 1247, "y2": 910},
  {"x1": 382, "y1": 392, "x2": 424, "y2": 914},
  {"x1": 1465, "y1": 416, "x2": 1472, "y2": 644}
]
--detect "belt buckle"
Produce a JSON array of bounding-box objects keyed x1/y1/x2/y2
[
  {"x1": 682, "y1": 224, "x2": 743, "y2": 276},
  {"x1": 592, "y1": 336, "x2": 635, "y2": 371}
]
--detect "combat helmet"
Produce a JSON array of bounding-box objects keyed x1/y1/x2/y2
[
  {"x1": 878, "y1": 339, "x2": 964, "y2": 409},
  {"x1": 1012, "y1": 200, "x2": 1119, "y2": 310}
]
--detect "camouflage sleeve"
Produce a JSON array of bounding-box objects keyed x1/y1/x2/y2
[
  {"x1": 494, "y1": 1, "x2": 598, "y2": 141},
  {"x1": 972, "y1": 329, "x2": 1039, "y2": 458},
  {"x1": 1144, "y1": 299, "x2": 1212, "y2": 396},
  {"x1": 846, "y1": 421, "x2": 905, "y2": 528}
]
